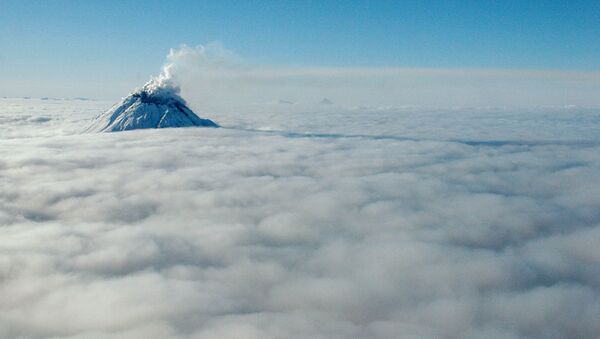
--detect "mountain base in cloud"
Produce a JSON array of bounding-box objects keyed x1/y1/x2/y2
[{"x1": 86, "y1": 80, "x2": 218, "y2": 132}]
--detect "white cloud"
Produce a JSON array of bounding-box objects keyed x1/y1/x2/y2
[{"x1": 1, "y1": 99, "x2": 600, "y2": 338}]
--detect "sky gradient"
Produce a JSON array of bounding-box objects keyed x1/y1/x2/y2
[{"x1": 1, "y1": 0, "x2": 599, "y2": 99}]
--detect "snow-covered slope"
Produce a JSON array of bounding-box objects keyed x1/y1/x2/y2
[{"x1": 86, "y1": 80, "x2": 217, "y2": 132}]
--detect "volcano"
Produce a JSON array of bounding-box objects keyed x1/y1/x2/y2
[{"x1": 86, "y1": 79, "x2": 218, "y2": 132}]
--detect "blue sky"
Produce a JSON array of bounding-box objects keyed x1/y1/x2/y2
[{"x1": 1, "y1": 0, "x2": 599, "y2": 98}]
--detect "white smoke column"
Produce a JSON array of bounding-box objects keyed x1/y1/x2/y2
[
  {"x1": 140, "y1": 43, "x2": 240, "y2": 103},
  {"x1": 144, "y1": 63, "x2": 176, "y2": 93},
  {"x1": 139, "y1": 58, "x2": 179, "y2": 100}
]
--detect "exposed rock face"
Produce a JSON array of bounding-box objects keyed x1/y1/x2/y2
[{"x1": 86, "y1": 80, "x2": 217, "y2": 132}]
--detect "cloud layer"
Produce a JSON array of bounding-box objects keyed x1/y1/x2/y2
[
  {"x1": 1, "y1": 99, "x2": 600, "y2": 338},
  {"x1": 157, "y1": 44, "x2": 600, "y2": 112}
]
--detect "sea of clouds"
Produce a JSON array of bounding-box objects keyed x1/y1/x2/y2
[
  {"x1": 1, "y1": 95, "x2": 600, "y2": 338},
  {"x1": 2, "y1": 43, "x2": 600, "y2": 338}
]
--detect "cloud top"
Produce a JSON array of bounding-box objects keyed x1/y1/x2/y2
[{"x1": 1, "y1": 98, "x2": 600, "y2": 338}]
